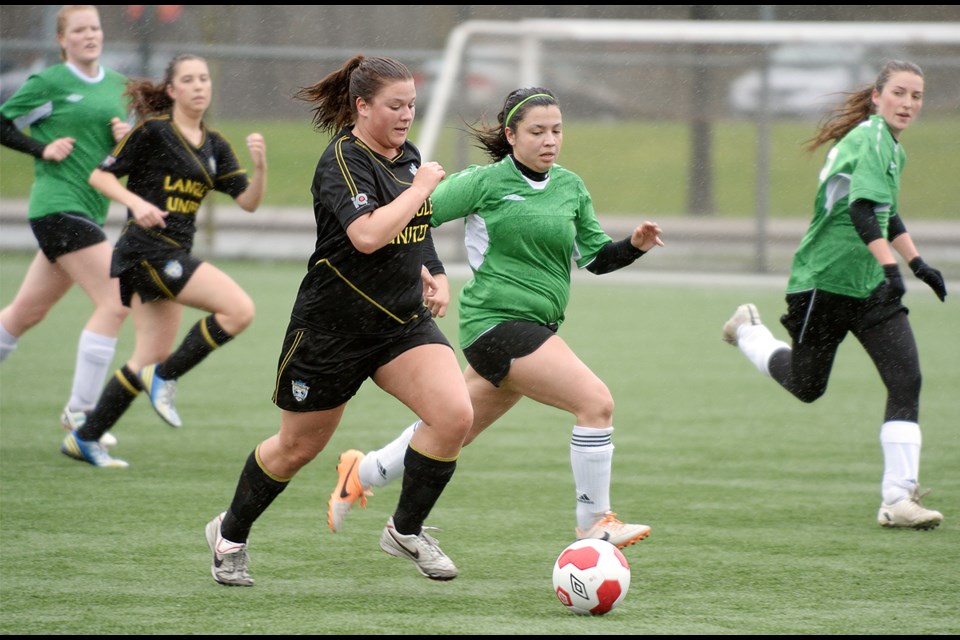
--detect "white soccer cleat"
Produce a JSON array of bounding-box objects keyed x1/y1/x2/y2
[
  {"x1": 722, "y1": 303, "x2": 761, "y2": 346},
  {"x1": 205, "y1": 512, "x2": 254, "y2": 586},
  {"x1": 61, "y1": 405, "x2": 118, "y2": 448},
  {"x1": 139, "y1": 363, "x2": 182, "y2": 428},
  {"x1": 379, "y1": 517, "x2": 458, "y2": 580},
  {"x1": 878, "y1": 487, "x2": 943, "y2": 530}
]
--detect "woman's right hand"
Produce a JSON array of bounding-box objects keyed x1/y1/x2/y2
[
  {"x1": 42, "y1": 137, "x2": 75, "y2": 162},
  {"x1": 412, "y1": 161, "x2": 445, "y2": 195},
  {"x1": 130, "y1": 199, "x2": 168, "y2": 229}
]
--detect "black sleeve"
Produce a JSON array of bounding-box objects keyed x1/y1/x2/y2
[
  {"x1": 886, "y1": 212, "x2": 907, "y2": 241},
  {"x1": 585, "y1": 236, "x2": 645, "y2": 275},
  {"x1": 0, "y1": 114, "x2": 46, "y2": 158},
  {"x1": 422, "y1": 227, "x2": 445, "y2": 276},
  {"x1": 848, "y1": 198, "x2": 883, "y2": 245}
]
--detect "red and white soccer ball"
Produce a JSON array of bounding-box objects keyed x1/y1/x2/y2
[{"x1": 552, "y1": 538, "x2": 631, "y2": 616}]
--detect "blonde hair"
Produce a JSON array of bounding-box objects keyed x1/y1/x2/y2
[{"x1": 56, "y1": 5, "x2": 99, "y2": 62}]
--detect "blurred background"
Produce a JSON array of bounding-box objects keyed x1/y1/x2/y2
[{"x1": 2, "y1": 5, "x2": 959, "y2": 275}]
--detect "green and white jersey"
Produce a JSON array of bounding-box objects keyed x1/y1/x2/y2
[
  {"x1": 787, "y1": 114, "x2": 906, "y2": 298},
  {"x1": 0, "y1": 63, "x2": 127, "y2": 223},
  {"x1": 431, "y1": 157, "x2": 612, "y2": 348}
]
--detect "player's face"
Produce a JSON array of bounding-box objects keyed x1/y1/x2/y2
[
  {"x1": 506, "y1": 105, "x2": 563, "y2": 173},
  {"x1": 355, "y1": 79, "x2": 417, "y2": 157},
  {"x1": 58, "y1": 8, "x2": 103, "y2": 68},
  {"x1": 167, "y1": 59, "x2": 213, "y2": 117},
  {"x1": 872, "y1": 71, "x2": 924, "y2": 138}
]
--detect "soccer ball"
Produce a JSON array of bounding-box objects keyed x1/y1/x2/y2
[{"x1": 552, "y1": 538, "x2": 631, "y2": 616}]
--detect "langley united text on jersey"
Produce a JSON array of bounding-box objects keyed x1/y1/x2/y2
[
  {"x1": 388, "y1": 201, "x2": 431, "y2": 246},
  {"x1": 164, "y1": 175, "x2": 211, "y2": 215}
]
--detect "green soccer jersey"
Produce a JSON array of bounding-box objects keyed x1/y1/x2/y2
[
  {"x1": 786, "y1": 114, "x2": 906, "y2": 298},
  {"x1": 431, "y1": 157, "x2": 612, "y2": 348},
  {"x1": 0, "y1": 63, "x2": 128, "y2": 223}
]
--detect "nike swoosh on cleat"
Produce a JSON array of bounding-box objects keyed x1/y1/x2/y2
[
  {"x1": 599, "y1": 532, "x2": 611, "y2": 542},
  {"x1": 338, "y1": 459, "x2": 358, "y2": 498},
  {"x1": 214, "y1": 557, "x2": 224, "y2": 568},
  {"x1": 388, "y1": 529, "x2": 419, "y2": 559}
]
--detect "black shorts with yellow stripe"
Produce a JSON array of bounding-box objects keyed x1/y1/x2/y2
[
  {"x1": 111, "y1": 246, "x2": 203, "y2": 307},
  {"x1": 272, "y1": 314, "x2": 452, "y2": 412}
]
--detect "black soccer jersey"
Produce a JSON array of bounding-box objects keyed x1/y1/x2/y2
[
  {"x1": 99, "y1": 114, "x2": 249, "y2": 252},
  {"x1": 289, "y1": 127, "x2": 442, "y2": 336}
]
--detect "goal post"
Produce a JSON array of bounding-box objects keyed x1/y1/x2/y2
[
  {"x1": 418, "y1": 18, "x2": 960, "y2": 160},
  {"x1": 417, "y1": 18, "x2": 960, "y2": 272}
]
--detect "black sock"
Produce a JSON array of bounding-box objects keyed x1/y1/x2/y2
[
  {"x1": 221, "y1": 447, "x2": 289, "y2": 543},
  {"x1": 156, "y1": 315, "x2": 233, "y2": 380},
  {"x1": 392, "y1": 446, "x2": 457, "y2": 536},
  {"x1": 76, "y1": 365, "x2": 142, "y2": 441}
]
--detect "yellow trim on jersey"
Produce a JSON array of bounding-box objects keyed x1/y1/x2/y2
[
  {"x1": 254, "y1": 444, "x2": 293, "y2": 483},
  {"x1": 168, "y1": 120, "x2": 215, "y2": 188},
  {"x1": 333, "y1": 135, "x2": 360, "y2": 196},
  {"x1": 312, "y1": 259, "x2": 417, "y2": 325}
]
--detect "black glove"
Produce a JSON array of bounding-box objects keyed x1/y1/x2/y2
[
  {"x1": 882, "y1": 263, "x2": 906, "y2": 303},
  {"x1": 909, "y1": 257, "x2": 947, "y2": 302}
]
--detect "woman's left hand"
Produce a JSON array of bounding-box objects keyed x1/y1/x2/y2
[
  {"x1": 631, "y1": 221, "x2": 665, "y2": 252},
  {"x1": 246, "y1": 133, "x2": 267, "y2": 169},
  {"x1": 422, "y1": 268, "x2": 450, "y2": 318},
  {"x1": 110, "y1": 117, "x2": 131, "y2": 143}
]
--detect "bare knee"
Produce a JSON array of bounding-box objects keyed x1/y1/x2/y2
[
  {"x1": 575, "y1": 385, "x2": 615, "y2": 426},
  {"x1": 219, "y1": 296, "x2": 255, "y2": 336}
]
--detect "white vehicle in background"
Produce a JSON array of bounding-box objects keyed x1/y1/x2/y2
[{"x1": 728, "y1": 44, "x2": 893, "y2": 117}]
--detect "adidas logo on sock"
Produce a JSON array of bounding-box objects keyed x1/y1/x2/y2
[
  {"x1": 377, "y1": 460, "x2": 387, "y2": 479},
  {"x1": 576, "y1": 493, "x2": 594, "y2": 504}
]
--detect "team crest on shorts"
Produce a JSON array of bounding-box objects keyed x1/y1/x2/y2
[
  {"x1": 351, "y1": 193, "x2": 369, "y2": 210},
  {"x1": 292, "y1": 379, "x2": 310, "y2": 402},
  {"x1": 163, "y1": 260, "x2": 184, "y2": 280}
]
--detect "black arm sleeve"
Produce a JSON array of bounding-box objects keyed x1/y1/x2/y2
[
  {"x1": 848, "y1": 198, "x2": 883, "y2": 245},
  {"x1": 585, "y1": 236, "x2": 645, "y2": 275},
  {"x1": 422, "y1": 227, "x2": 445, "y2": 277},
  {"x1": 886, "y1": 212, "x2": 908, "y2": 241},
  {"x1": 0, "y1": 114, "x2": 46, "y2": 159}
]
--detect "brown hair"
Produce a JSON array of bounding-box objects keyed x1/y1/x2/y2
[
  {"x1": 805, "y1": 60, "x2": 924, "y2": 152},
  {"x1": 56, "y1": 5, "x2": 99, "y2": 61},
  {"x1": 293, "y1": 55, "x2": 413, "y2": 134},
  {"x1": 467, "y1": 88, "x2": 559, "y2": 162},
  {"x1": 125, "y1": 54, "x2": 207, "y2": 120}
]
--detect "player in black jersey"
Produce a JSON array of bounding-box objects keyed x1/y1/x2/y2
[
  {"x1": 204, "y1": 55, "x2": 472, "y2": 586},
  {"x1": 61, "y1": 54, "x2": 267, "y2": 467}
]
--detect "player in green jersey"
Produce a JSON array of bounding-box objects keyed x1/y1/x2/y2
[
  {"x1": 0, "y1": 5, "x2": 130, "y2": 447},
  {"x1": 328, "y1": 87, "x2": 663, "y2": 550},
  {"x1": 61, "y1": 54, "x2": 267, "y2": 468},
  {"x1": 722, "y1": 60, "x2": 947, "y2": 530}
]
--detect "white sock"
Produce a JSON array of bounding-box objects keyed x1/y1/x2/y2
[
  {"x1": 570, "y1": 425, "x2": 614, "y2": 531},
  {"x1": 67, "y1": 330, "x2": 117, "y2": 411},
  {"x1": 358, "y1": 420, "x2": 419, "y2": 488},
  {"x1": 0, "y1": 321, "x2": 18, "y2": 362},
  {"x1": 737, "y1": 323, "x2": 789, "y2": 377},
  {"x1": 880, "y1": 420, "x2": 921, "y2": 505}
]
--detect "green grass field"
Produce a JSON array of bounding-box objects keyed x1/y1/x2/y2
[
  {"x1": 1, "y1": 251, "x2": 958, "y2": 634},
  {"x1": 2, "y1": 117, "x2": 958, "y2": 218}
]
